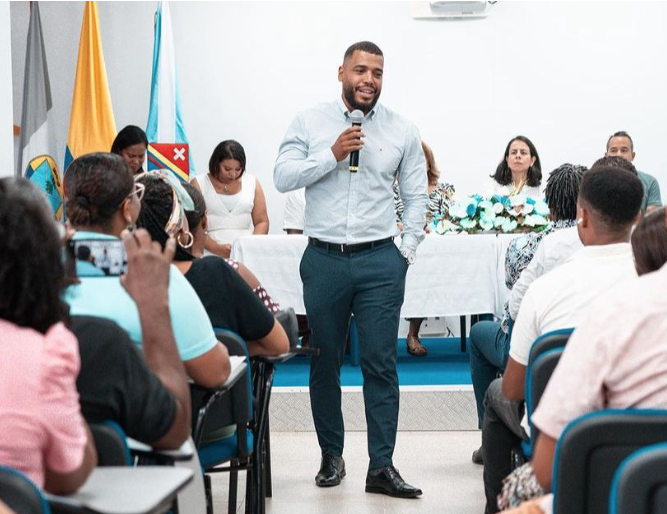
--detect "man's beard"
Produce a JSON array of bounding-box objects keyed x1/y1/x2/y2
[{"x1": 343, "y1": 83, "x2": 380, "y2": 113}]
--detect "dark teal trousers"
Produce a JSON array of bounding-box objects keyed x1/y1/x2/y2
[{"x1": 300, "y1": 241, "x2": 408, "y2": 469}]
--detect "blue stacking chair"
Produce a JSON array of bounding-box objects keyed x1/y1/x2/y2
[
  {"x1": 609, "y1": 442, "x2": 667, "y2": 514},
  {"x1": 0, "y1": 466, "x2": 51, "y2": 514},
  {"x1": 552, "y1": 409, "x2": 667, "y2": 514},
  {"x1": 192, "y1": 330, "x2": 256, "y2": 514}
]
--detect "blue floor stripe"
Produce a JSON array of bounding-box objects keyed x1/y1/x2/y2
[{"x1": 274, "y1": 337, "x2": 472, "y2": 387}]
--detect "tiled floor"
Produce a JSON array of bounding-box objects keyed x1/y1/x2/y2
[{"x1": 210, "y1": 430, "x2": 485, "y2": 514}]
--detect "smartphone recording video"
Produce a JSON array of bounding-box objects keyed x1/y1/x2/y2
[{"x1": 69, "y1": 239, "x2": 128, "y2": 277}]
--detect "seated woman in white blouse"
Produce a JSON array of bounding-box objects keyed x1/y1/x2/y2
[
  {"x1": 192, "y1": 140, "x2": 269, "y2": 258},
  {"x1": 486, "y1": 136, "x2": 543, "y2": 199}
]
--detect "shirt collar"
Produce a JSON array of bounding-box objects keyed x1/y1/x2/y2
[
  {"x1": 336, "y1": 96, "x2": 378, "y2": 121},
  {"x1": 72, "y1": 231, "x2": 118, "y2": 241},
  {"x1": 569, "y1": 242, "x2": 632, "y2": 261}
]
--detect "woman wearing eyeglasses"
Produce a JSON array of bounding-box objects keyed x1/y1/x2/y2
[{"x1": 62, "y1": 152, "x2": 231, "y2": 388}]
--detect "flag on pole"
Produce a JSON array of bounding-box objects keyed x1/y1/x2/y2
[
  {"x1": 17, "y1": 2, "x2": 64, "y2": 220},
  {"x1": 146, "y1": 1, "x2": 194, "y2": 181},
  {"x1": 64, "y1": 1, "x2": 116, "y2": 172}
]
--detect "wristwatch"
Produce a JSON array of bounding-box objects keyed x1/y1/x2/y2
[{"x1": 400, "y1": 248, "x2": 416, "y2": 266}]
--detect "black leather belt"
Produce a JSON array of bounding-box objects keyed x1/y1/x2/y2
[{"x1": 308, "y1": 236, "x2": 393, "y2": 254}]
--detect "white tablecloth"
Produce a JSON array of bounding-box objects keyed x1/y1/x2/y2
[{"x1": 232, "y1": 233, "x2": 516, "y2": 318}]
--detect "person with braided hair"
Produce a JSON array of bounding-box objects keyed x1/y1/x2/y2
[
  {"x1": 62, "y1": 153, "x2": 231, "y2": 388},
  {"x1": 469, "y1": 163, "x2": 586, "y2": 466},
  {"x1": 135, "y1": 173, "x2": 289, "y2": 357}
]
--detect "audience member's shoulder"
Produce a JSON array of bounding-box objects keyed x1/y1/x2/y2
[{"x1": 542, "y1": 225, "x2": 580, "y2": 247}]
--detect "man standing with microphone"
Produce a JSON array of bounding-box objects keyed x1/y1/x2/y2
[{"x1": 274, "y1": 41, "x2": 427, "y2": 498}]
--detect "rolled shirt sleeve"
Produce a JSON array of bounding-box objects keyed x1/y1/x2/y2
[{"x1": 396, "y1": 124, "x2": 428, "y2": 255}]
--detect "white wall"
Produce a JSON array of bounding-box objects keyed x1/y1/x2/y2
[
  {"x1": 0, "y1": 1, "x2": 14, "y2": 177},
  {"x1": 11, "y1": 1, "x2": 667, "y2": 229}
]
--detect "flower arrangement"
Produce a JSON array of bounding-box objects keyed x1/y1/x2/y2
[{"x1": 429, "y1": 194, "x2": 550, "y2": 235}]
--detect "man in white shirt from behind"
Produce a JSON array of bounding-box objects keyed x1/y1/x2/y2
[
  {"x1": 283, "y1": 188, "x2": 306, "y2": 234},
  {"x1": 480, "y1": 166, "x2": 644, "y2": 514}
]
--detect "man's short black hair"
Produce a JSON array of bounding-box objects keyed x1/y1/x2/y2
[
  {"x1": 606, "y1": 131, "x2": 634, "y2": 151},
  {"x1": 579, "y1": 166, "x2": 643, "y2": 229},
  {"x1": 76, "y1": 245, "x2": 92, "y2": 261},
  {"x1": 343, "y1": 41, "x2": 383, "y2": 61},
  {"x1": 592, "y1": 155, "x2": 637, "y2": 175}
]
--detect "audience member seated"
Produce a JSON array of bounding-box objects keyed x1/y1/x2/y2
[
  {"x1": 111, "y1": 125, "x2": 149, "y2": 176},
  {"x1": 192, "y1": 140, "x2": 269, "y2": 258},
  {"x1": 136, "y1": 173, "x2": 290, "y2": 357},
  {"x1": 605, "y1": 130, "x2": 662, "y2": 212},
  {"x1": 469, "y1": 164, "x2": 585, "y2": 465},
  {"x1": 62, "y1": 152, "x2": 230, "y2": 388},
  {"x1": 509, "y1": 155, "x2": 638, "y2": 321},
  {"x1": 74, "y1": 229, "x2": 191, "y2": 449},
  {"x1": 283, "y1": 188, "x2": 306, "y2": 234},
  {"x1": 631, "y1": 207, "x2": 667, "y2": 274},
  {"x1": 0, "y1": 178, "x2": 97, "y2": 494},
  {"x1": 482, "y1": 166, "x2": 643, "y2": 513},
  {"x1": 393, "y1": 141, "x2": 455, "y2": 356},
  {"x1": 507, "y1": 200, "x2": 667, "y2": 514},
  {"x1": 485, "y1": 136, "x2": 543, "y2": 200}
]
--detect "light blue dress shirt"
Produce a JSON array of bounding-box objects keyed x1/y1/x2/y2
[{"x1": 274, "y1": 97, "x2": 428, "y2": 256}]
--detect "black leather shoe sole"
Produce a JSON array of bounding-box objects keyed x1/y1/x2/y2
[
  {"x1": 365, "y1": 484, "x2": 422, "y2": 498},
  {"x1": 315, "y1": 469, "x2": 346, "y2": 487}
]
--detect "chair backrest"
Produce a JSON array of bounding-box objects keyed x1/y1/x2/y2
[
  {"x1": 90, "y1": 421, "x2": 132, "y2": 466},
  {"x1": 610, "y1": 442, "x2": 667, "y2": 514},
  {"x1": 274, "y1": 308, "x2": 299, "y2": 349},
  {"x1": 0, "y1": 466, "x2": 50, "y2": 514},
  {"x1": 526, "y1": 348, "x2": 564, "y2": 446},
  {"x1": 527, "y1": 328, "x2": 573, "y2": 368},
  {"x1": 190, "y1": 330, "x2": 252, "y2": 456},
  {"x1": 553, "y1": 409, "x2": 667, "y2": 514}
]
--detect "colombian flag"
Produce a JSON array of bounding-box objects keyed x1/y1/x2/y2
[{"x1": 64, "y1": 1, "x2": 116, "y2": 172}]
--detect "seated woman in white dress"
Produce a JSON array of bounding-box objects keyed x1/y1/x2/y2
[
  {"x1": 192, "y1": 140, "x2": 269, "y2": 258},
  {"x1": 485, "y1": 136, "x2": 543, "y2": 200}
]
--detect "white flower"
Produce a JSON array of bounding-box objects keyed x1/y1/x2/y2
[
  {"x1": 501, "y1": 218, "x2": 518, "y2": 233},
  {"x1": 510, "y1": 194, "x2": 527, "y2": 207},
  {"x1": 494, "y1": 216, "x2": 507, "y2": 228},
  {"x1": 449, "y1": 201, "x2": 469, "y2": 219},
  {"x1": 479, "y1": 218, "x2": 494, "y2": 231},
  {"x1": 493, "y1": 202, "x2": 505, "y2": 214},
  {"x1": 524, "y1": 214, "x2": 549, "y2": 227},
  {"x1": 534, "y1": 200, "x2": 549, "y2": 217},
  {"x1": 460, "y1": 218, "x2": 477, "y2": 230}
]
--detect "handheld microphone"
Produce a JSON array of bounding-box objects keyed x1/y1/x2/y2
[{"x1": 349, "y1": 110, "x2": 364, "y2": 173}]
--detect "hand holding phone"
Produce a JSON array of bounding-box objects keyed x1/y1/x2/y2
[{"x1": 120, "y1": 228, "x2": 176, "y2": 310}]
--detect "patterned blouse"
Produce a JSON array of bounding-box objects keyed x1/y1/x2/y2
[
  {"x1": 500, "y1": 219, "x2": 577, "y2": 333},
  {"x1": 394, "y1": 181, "x2": 456, "y2": 224}
]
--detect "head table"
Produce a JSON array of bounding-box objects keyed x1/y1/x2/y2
[{"x1": 231, "y1": 233, "x2": 517, "y2": 319}]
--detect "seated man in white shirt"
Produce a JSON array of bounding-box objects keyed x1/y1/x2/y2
[
  {"x1": 508, "y1": 154, "x2": 639, "y2": 321},
  {"x1": 283, "y1": 188, "x2": 306, "y2": 234},
  {"x1": 480, "y1": 166, "x2": 644, "y2": 514}
]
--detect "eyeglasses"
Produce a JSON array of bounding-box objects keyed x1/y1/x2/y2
[{"x1": 126, "y1": 182, "x2": 145, "y2": 203}]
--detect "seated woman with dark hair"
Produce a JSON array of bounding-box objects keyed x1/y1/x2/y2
[
  {"x1": 486, "y1": 136, "x2": 543, "y2": 199},
  {"x1": 111, "y1": 125, "x2": 149, "y2": 176},
  {"x1": 63, "y1": 153, "x2": 230, "y2": 388},
  {"x1": 192, "y1": 140, "x2": 270, "y2": 258},
  {"x1": 0, "y1": 178, "x2": 97, "y2": 494},
  {"x1": 136, "y1": 173, "x2": 290, "y2": 356},
  {"x1": 631, "y1": 206, "x2": 667, "y2": 274}
]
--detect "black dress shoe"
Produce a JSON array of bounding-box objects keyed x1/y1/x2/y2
[
  {"x1": 315, "y1": 453, "x2": 345, "y2": 487},
  {"x1": 472, "y1": 446, "x2": 484, "y2": 465},
  {"x1": 365, "y1": 466, "x2": 422, "y2": 498}
]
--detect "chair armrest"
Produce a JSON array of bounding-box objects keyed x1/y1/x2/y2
[{"x1": 127, "y1": 437, "x2": 194, "y2": 463}]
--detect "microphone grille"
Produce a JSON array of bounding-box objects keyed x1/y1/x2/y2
[{"x1": 349, "y1": 110, "x2": 364, "y2": 124}]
